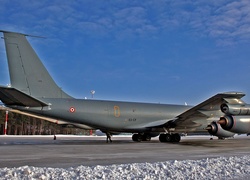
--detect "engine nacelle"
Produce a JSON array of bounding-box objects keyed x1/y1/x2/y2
[
  {"x1": 206, "y1": 121, "x2": 235, "y2": 138},
  {"x1": 221, "y1": 103, "x2": 250, "y2": 115},
  {"x1": 218, "y1": 115, "x2": 250, "y2": 134}
]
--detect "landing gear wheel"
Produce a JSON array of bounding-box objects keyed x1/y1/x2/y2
[
  {"x1": 165, "y1": 133, "x2": 172, "y2": 142},
  {"x1": 132, "y1": 134, "x2": 142, "y2": 142},
  {"x1": 137, "y1": 135, "x2": 142, "y2": 142},
  {"x1": 172, "y1": 133, "x2": 181, "y2": 142},
  {"x1": 143, "y1": 134, "x2": 151, "y2": 141},
  {"x1": 159, "y1": 133, "x2": 181, "y2": 143},
  {"x1": 159, "y1": 134, "x2": 166, "y2": 142},
  {"x1": 132, "y1": 134, "x2": 138, "y2": 142}
]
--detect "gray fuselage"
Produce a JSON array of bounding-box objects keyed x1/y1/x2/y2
[{"x1": 15, "y1": 98, "x2": 191, "y2": 133}]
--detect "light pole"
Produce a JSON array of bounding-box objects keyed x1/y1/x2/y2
[{"x1": 90, "y1": 90, "x2": 95, "y2": 99}]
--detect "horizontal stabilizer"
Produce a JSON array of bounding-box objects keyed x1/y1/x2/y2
[
  {"x1": 0, "y1": 106, "x2": 94, "y2": 130},
  {"x1": 0, "y1": 86, "x2": 48, "y2": 107},
  {"x1": 0, "y1": 30, "x2": 45, "y2": 38}
]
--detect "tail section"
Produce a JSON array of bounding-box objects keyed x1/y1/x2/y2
[{"x1": 1, "y1": 30, "x2": 71, "y2": 99}]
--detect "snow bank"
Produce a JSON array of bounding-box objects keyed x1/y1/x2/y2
[{"x1": 0, "y1": 156, "x2": 249, "y2": 180}]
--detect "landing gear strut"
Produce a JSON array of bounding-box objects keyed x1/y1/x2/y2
[
  {"x1": 132, "y1": 133, "x2": 151, "y2": 142},
  {"x1": 159, "y1": 133, "x2": 181, "y2": 143}
]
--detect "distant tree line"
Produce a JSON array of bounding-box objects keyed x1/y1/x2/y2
[{"x1": 0, "y1": 110, "x2": 92, "y2": 135}]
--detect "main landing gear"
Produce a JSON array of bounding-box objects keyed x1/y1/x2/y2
[
  {"x1": 132, "y1": 133, "x2": 181, "y2": 143},
  {"x1": 132, "y1": 133, "x2": 151, "y2": 142},
  {"x1": 159, "y1": 133, "x2": 181, "y2": 143}
]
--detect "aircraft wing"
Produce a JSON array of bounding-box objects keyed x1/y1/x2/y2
[
  {"x1": 127, "y1": 92, "x2": 245, "y2": 131},
  {"x1": 171, "y1": 92, "x2": 246, "y2": 129},
  {"x1": 125, "y1": 92, "x2": 246, "y2": 131},
  {"x1": 0, "y1": 86, "x2": 48, "y2": 107}
]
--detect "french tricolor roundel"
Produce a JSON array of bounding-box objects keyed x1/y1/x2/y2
[{"x1": 69, "y1": 107, "x2": 76, "y2": 113}]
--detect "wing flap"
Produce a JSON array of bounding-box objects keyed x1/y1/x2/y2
[{"x1": 0, "y1": 86, "x2": 48, "y2": 107}]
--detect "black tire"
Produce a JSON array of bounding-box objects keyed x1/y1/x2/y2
[
  {"x1": 165, "y1": 133, "x2": 172, "y2": 142},
  {"x1": 172, "y1": 133, "x2": 181, "y2": 142},
  {"x1": 143, "y1": 134, "x2": 151, "y2": 141},
  {"x1": 137, "y1": 134, "x2": 142, "y2": 142},
  {"x1": 132, "y1": 134, "x2": 142, "y2": 142},
  {"x1": 159, "y1": 134, "x2": 166, "y2": 142},
  {"x1": 132, "y1": 134, "x2": 138, "y2": 142}
]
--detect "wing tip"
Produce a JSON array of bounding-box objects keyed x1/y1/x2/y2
[
  {"x1": 217, "y1": 92, "x2": 245, "y2": 99},
  {"x1": 218, "y1": 91, "x2": 245, "y2": 96}
]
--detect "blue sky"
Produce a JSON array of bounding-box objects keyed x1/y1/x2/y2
[{"x1": 1, "y1": 0, "x2": 250, "y2": 105}]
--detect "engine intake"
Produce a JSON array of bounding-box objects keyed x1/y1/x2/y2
[
  {"x1": 218, "y1": 115, "x2": 250, "y2": 134},
  {"x1": 206, "y1": 121, "x2": 235, "y2": 138},
  {"x1": 220, "y1": 103, "x2": 250, "y2": 115}
]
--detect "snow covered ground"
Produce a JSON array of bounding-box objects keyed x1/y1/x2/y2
[{"x1": 0, "y1": 155, "x2": 249, "y2": 180}]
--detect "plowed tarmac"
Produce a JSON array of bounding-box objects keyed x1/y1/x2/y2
[{"x1": 0, "y1": 135, "x2": 249, "y2": 168}]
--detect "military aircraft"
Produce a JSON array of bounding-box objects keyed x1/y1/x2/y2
[{"x1": 0, "y1": 30, "x2": 250, "y2": 142}]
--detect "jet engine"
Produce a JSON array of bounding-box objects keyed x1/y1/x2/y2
[
  {"x1": 218, "y1": 115, "x2": 250, "y2": 134},
  {"x1": 220, "y1": 103, "x2": 250, "y2": 115},
  {"x1": 206, "y1": 121, "x2": 235, "y2": 138}
]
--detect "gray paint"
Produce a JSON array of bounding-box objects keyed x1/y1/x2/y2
[{"x1": 2, "y1": 31, "x2": 71, "y2": 98}]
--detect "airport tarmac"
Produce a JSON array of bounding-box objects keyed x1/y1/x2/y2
[{"x1": 0, "y1": 135, "x2": 249, "y2": 168}]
